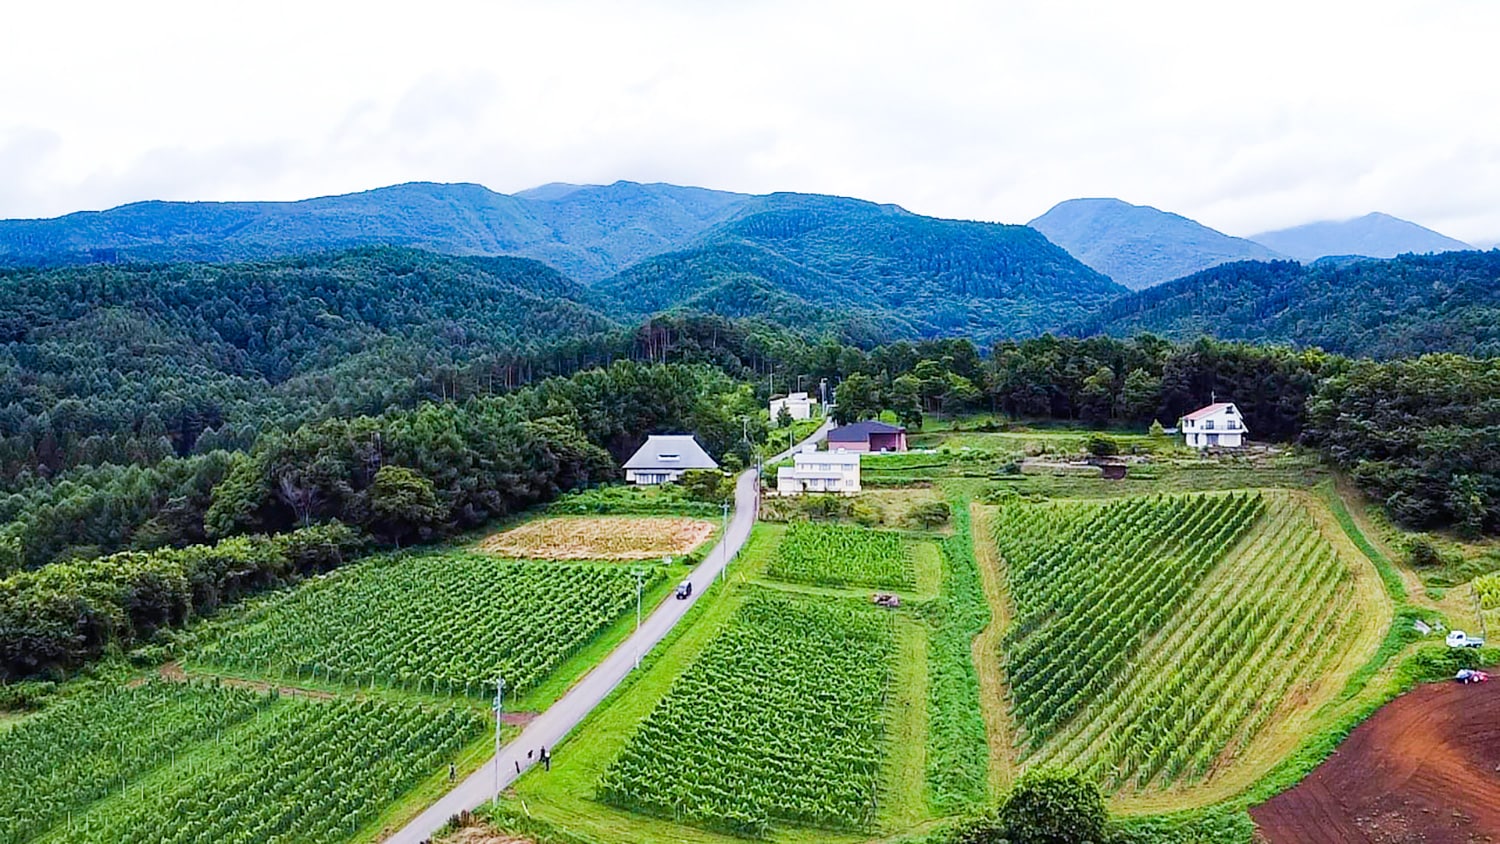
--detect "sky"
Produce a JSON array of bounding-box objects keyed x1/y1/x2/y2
[{"x1": 2, "y1": 0, "x2": 1497, "y2": 245}]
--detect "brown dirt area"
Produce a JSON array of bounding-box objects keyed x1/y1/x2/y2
[
  {"x1": 1251, "y1": 681, "x2": 1500, "y2": 843},
  {"x1": 437, "y1": 826, "x2": 534, "y2": 844},
  {"x1": 476, "y1": 516, "x2": 713, "y2": 560}
]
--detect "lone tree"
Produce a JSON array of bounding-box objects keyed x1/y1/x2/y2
[{"x1": 996, "y1": 767, "x2": 1108, "y2": 844}]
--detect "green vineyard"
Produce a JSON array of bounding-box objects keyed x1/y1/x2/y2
[
  {"x1": 767, "y1": 522, "x2": 915, "y2": 590},
  {"x1": 597, "y1": 593, "x2": 896, "y2": 837},
  {"x1": 1478, "y1": 573, "x2": 1500, "y2": 636},
  {"x1": 996, "y1": 491, "x2": 1266, "y2": 741},
  {"x1": 0, "y1": 682, "x2": 271, "y2": 844},
  {"x1": 47, "y1": 695, "x2": 486, "y2": 844},
  {"x1": 993, "y1": 492, "x2": 1368, "y2": 791},
  {"x1": 195, "y1": 553, "x2": 661, "y2": 698}
]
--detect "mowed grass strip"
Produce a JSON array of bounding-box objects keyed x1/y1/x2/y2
[
  {"x1": 768, "y1": 522, "x2": 916, "y2": 590},
  {"x1": 596, "y1": 592, "x2": 897, "y2": 837},
  {"x1": 477, "y1": 516, "x2": 714, "y2": 560},
  {"x1": 194, "y1": 553, "x2": 660, "y2": 699}
]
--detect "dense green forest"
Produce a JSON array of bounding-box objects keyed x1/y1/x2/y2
[
  {"x1": 1070, "y1": 252, "x2": 1500, "y2": 359},
  {"x1": 0, "y1": 248, "x2": 622, "y2": 485},
  {"x1": 595, "y1": 193, "x2": 1123, "y2": 341}
]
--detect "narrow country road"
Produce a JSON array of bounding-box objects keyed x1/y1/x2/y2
[{"x1": 386, "y1": 420, "x2": 832, "y2": 844}]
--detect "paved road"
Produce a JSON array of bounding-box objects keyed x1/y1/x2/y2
[{"x1": 387, "y1": 421, "x2": 832, "y2": 843}]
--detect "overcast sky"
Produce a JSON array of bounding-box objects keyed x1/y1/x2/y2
[{"x1": 3, "y1": 0, "x2": 1497, "y2": 244}]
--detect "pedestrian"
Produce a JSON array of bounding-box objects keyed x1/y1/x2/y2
[
  {"x1": 448, "y1": 762, "x2": 456, "y2": 783},
  {"x1": 514, "y1": 760, "x2": 521, "y2": 774},
  {"x1": 542, "y1": 746, "x2": 551, "y2": 771}
]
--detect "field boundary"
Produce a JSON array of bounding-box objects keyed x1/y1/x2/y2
[{"x1": 967, "y1": 503, "x2": 1018, "y2": 800}]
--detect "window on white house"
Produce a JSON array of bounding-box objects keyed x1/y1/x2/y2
[
  {"x1": 1204, "y1": 420, "x2": 1215, "y2": 430},
  {"x1": 660, "y1": 454, "x2": 679, "y2": 461}
]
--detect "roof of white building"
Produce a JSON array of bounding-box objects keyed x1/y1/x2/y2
[
  {"x1": 1183, "y1": 402, "x2": 1235, "y2": 421},
  {"x1": 622, "y1": 435, "x2": 719, "y2": 471}
]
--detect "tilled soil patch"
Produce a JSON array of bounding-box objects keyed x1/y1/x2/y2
[{"x1": 1251, "y1": 680, "x2": 1500, "y2": 843}]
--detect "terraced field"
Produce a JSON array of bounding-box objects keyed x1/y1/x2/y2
[
  {"x1": 195, "y1": 552, "x2": 662, "y2": 699},
  {"x1": 990, "y1": 491, "x2": 1383, "y2": 794}
]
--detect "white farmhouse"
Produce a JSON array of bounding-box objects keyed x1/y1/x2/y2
[
  {"x1": 622, "y1": 435, "x2": 719, "y2": 485},
  {"x1": 769, "y1": 392, "x2": 813, "y2": 422},
  {"x1": 776, "y1": 445, "x2": 861, "y2": 495},
  {"x1": 1179, "y1": 402, "x2": 1248, "y2": 449}
]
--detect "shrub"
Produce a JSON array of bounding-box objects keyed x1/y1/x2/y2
[
  {"x1": 1148, "y1": 419, "x2": 1166, "y2": 437},
  {"x1": 909, "y1": 501, "x2": 953, "y2": 529},
  {"x1": 996, "y1": 768, "x2": 1107, "y2": 844},
  {"x1": 1405, "y1": 535, "x2": 1442, "y2": 568},
  {"x1": 1086, "y1": 434, "x2": 1120, "y2": 457}
]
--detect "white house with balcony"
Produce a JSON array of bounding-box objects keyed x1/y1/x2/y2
[
  {"x1": 776, "y1": 445, "x2": 861, "y2": 495},
  {"x1": 769, "y1": 392, "x2": 813, "y2": 422},
  {"x1": 622, "y1": 434, "x2": 719, "y2": 485},
  {"x1": 1179, "y1": 402, "x2": 1248, "y2": 449}
]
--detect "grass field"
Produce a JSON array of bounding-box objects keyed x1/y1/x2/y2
[
  {"x1": 193, "y1": 553, "x2": 665, "y2": 700},
  {"x1": 477, "y1": 516, "x2": 714, "y2": 560}
]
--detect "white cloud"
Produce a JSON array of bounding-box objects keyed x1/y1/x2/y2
[{"x1": 2, "y1": 0, "x2": 1497, "y2": 243}]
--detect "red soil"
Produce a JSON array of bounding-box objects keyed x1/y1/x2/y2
[{"x1": 1251, "y1": 681, "x2": 1500, "y2": 843}]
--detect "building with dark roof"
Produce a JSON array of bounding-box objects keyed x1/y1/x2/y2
[{"x1": 827, "y1": 420, "x2": 907, "y2": 453}]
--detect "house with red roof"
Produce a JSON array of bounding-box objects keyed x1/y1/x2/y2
[{"x1": 1179, "y1": 402, "x2": 1247, "y2": 449}]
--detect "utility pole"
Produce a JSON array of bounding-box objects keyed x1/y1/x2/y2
[
  {"x1": 630, "y1": 566, "x2": 647, "y2": 667},
  {"x1": 492, "y1": 677, "x2": 505, "y2": 807},
  {"x1": 720, "y1": 499, "x2": 731, "y2": 582}
]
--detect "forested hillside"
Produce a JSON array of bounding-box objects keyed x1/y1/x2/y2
[
  {"x1": 1069, "y1": 251, "x2": 1500, "y2": 359},
  {"x1": 0, "y1": 248, "x2": 617, "y2": 484},
  {"x1": 1029, "y1": 198, "x2": 1281, "y2": 290},
  {"x1": 0, "y1": 181, "x2": 750, "y2": 281},
  {"x1": 596, "y1": 193, "x2": 1122, "y2": 341}
]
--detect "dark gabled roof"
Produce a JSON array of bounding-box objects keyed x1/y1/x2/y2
[{"x1": 828, "y1": 420, "x2": 906, "y2": 441}]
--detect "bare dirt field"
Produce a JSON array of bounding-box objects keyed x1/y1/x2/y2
[
  {"x1": 1251, "y1": 680, "x2": 1500, "y2": 843},
  {"x1": 476, "y1": 516, "x2": 714, "y2": 560}
]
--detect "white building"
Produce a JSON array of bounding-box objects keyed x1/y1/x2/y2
[
  {"x1": 1180, "y1": 402, "x2": 1248, "y2": 449},
  {"x1": 776, "y1": 445, "x2": 861, "y2": 495},
  {"x1": 622, "y1": 435, "x2": 719, "y2": 485},
  {"x1": 769, "y1": 392, "x2": 813, "y2": 422}
]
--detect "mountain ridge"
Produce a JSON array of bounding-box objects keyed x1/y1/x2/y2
[
  {"x1": 1249, "y1": 212, "x2": 1472, "y2": 262},
  {"x1": 1028, "y1": 197, "x2": 1282, "y2": 290}
]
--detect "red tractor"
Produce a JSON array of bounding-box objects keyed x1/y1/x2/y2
[{"x1": 1455, "y1": 669, "x2": 1490, "y2": 684}]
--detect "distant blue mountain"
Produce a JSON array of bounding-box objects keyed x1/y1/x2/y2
[
  {"x1": 1249, "y1": 212, "x2": 1471, "y2": 263},
  {"x1": 0, "y1": 181, "x2": 751, "y2": 282},
  {"x1": 1029, "y1": 198, "x2": 1283, "y2": 291}
]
